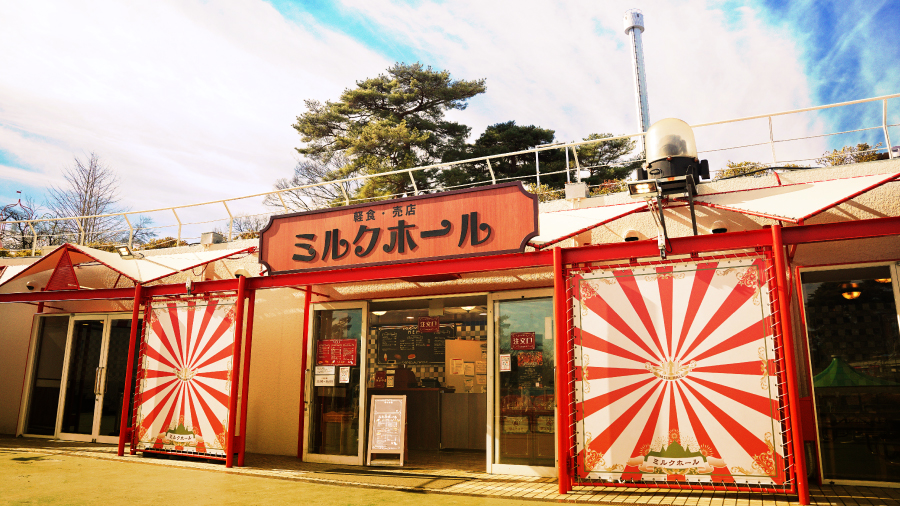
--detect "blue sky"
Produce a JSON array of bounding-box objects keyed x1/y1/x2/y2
[{"x1": 1, "y1": 0, "x2": 898, "y2": 234}]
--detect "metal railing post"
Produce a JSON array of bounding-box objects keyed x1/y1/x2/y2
[
  {"x1": 408, "y1": 171, "x2": 419, "y2": 195},
  {"x1": 28, "y1": 221, "x2": 36, "y2": 256},
  {"x1": 74, "y1": 219, "x2": 84, "y2": 245},
  {"x1": 124, "y1": 214, "x2": 133, "y2": 249},
  {"x1": 486, "y1": 159, "x2": 496, "y2": 184},
  {"x1": 768, "y1": 116, "x2": 777, "y2": 163},
  {"x1": 535, "y1": 151, "x2": 541, "y2": 188},
  {"x1": 223, "y1": 201, "x2": 233, "y2": 242},
  {"x1": 884, "y1": 99, "x2": 895, "y2": 159},
  {"x1": 171, "y1": 209, "x2": 182, "y2": 244},
  {"x1": 565, "y1": 146, "x2": 571, "y2": 183},
  {"x1": 276, "y1": 192, "x2": 288, "y2": 212}
]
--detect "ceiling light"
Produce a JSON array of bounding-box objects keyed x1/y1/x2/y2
[
  {"x1": 461, "y1": 306, "x2": 476, "y2": 312},
  {"x1": 841, "y1": 283, "x2": 861, "y2": 300},
  {"x1": 875, "y1": 278, "x2": 891, "y2": 284},
  {"x1": 406, "y1": 316, "x2": 415, "y2": 319},
  {"x1": 371, "y1": 310, "x2": 387, "y2": 316}
]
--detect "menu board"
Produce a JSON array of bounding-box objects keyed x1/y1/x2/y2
[
  {"x1": 376, "y1": 324, "x2": 455, "y2": 365},
  {"x1": 316, "y1": 339, "x2": 357, "y2": 366},
  {"x1": 366, "y1": 395, "x2": 407, "y2": 466}
]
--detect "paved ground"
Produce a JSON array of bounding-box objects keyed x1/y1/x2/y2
[{"x1": 1, "y1": 437, "x2": 898, "y2": 505}]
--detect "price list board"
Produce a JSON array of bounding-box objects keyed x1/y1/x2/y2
[
  {"x1": 366, "y1": 395, "x2": 407, "y2": 466},
  {"x1": 376, "y1": 325, "x2": 454, "y2": 365}
]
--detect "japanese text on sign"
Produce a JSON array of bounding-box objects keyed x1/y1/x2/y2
[
  {"x1": 511, "y1": 332, "x2": 536, "y2": 350},
  {"x1": 259, "y1": 183, "x2": 538, "y2": 274},
  {"x1": 316, "y1": 339, "x2": 357, "y2": 366}
]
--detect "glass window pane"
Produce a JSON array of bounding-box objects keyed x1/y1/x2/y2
[
  {"x1": 495, "y1": 297, "x2": 555, "y2": 467},
  {"x1": 25, "y1": 316, "x2": 69, "y2": 435},
  {"x1": 309, "y1": 308, "x2": 363, "y2": 456},
  {"x1": 802, "y1": 266, "x2": 900, "y2": 482},
  {"x1": 99, "y1": 319, "x2": 142, "y2": 437},
  {"x1": 61, "y1": 320, "x2": 105, "y2": 435}
]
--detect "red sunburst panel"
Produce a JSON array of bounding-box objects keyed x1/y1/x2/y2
[
  {"x1": 572, "y1": 258, "x2": 786, "y2": 485},
  {"x1": 133, "y1": 298, "x2": 237, "y2": 456}
]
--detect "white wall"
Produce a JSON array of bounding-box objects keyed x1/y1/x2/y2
[{"x1": 0, "y1": 303, "x2": 37, "y2": 434}]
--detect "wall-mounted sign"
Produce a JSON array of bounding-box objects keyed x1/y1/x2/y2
[
  {"x1": 316, "y1": 339, "x2": 357, "y2": 366},
  {"x1": 259, "y1": 183, "x2": 538, "y2": 274},
  {"x1": 418, "y1": 316, "x2": 440, "y2": 333},
  {"x1": 511, "y1": 332, "x2": 536, "y2": 350},
  {"x1": 315, "y1": 374, "x2": 335, "y2": 387},
  {"x1": 376, "y1": 324, "x2": 454, "y2": 365}
]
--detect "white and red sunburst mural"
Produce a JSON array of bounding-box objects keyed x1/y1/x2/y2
[
  {"x1": 573, "y1": 257, "x2": 786, "y2": 485},
  {"x1": 133, "y1": 298, "x2": 237, "y2": 456}
]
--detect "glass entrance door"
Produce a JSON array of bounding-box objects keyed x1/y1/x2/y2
[
  {"x1": 801, "y1": 263, "x2": 900, "y2": 483},
  {"x1": 304, "y1": 302, "x2": 367, "y2": 465},
  {"x1": 57, "y1": 315, "x2": 141, "y2": 444},
  {"x1": 490, "y1": 290, "x2": 556, "y2": 476}
]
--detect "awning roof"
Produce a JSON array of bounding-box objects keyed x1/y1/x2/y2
[
  {"x1": 530, "y1": 201, "x2": 647, "y2": 248},
  {"x1": 692, "y1": 172, "x2": 900, "y2": 224},
  {"x1": 0, "y1": 243, "x2": 255, "y2": 290}
]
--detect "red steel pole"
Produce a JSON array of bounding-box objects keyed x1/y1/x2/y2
[
  {"x1": 226, "y1": 275, "x2": 247, "y2": 468},
  {"x1": 553, "y1": 247, "x2": 571, "y2": 494},
  {"x1": 771, "y1": 225, "x2": 809, "y2": 505},
  {"x1": 297, "y1": 285, "x2": 313, "y2": 458},
  {"x1": 117, "y1": 283, "x2": 142, "y2": 457},
  {"x1": 238, "y1": 290, "x2": 256, "y2": 466}
]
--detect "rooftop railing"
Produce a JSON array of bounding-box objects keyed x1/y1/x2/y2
[{"x1": 2, "y1": 93, "x2": 898, "y2": 256}]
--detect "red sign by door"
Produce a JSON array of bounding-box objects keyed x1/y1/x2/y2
[
  {"x1": 418, "y1": 316, "x2": 440, "y2": 333},
  {"x1": 316, "y1": 339, "x2": 357, "y2": 366},
  {"x1": 511, "y1": 332, "x2": 536, "y2": 350}
]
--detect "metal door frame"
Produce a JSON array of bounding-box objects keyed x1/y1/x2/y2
[{"x1": 488, "y1": 288, "x2": 556, "y2": 477}]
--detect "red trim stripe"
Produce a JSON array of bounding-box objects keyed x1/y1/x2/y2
[
  {"x1": 577, "y1": 377, "x2": 656, "y2": 421},
  {"x1": 620, "y1": 380, "x2": 668, "y2": 481},
  {"x1": 674, "y1": 382, "x2": 735, "y2": 483},
  {"x1": 167, "y1": 303, "x2": 185, "y2": 369},
  {"x1": 190, "y1": 309, "x2": 233, "y2": 369},
  {"x1": 613, "y1": 270, "x2": 667, "y2": 360},
  {"x1": 579, "y1": 328, "x2": 649, "y2": 365},
  {"x1": 673, "y1": 262, "x2": 719, "y2": 358},
  {"x1": 193, "y1": 376, "x2": 230, "y2": 407},
  {"x1": 656, "y1": 266, "x2": 675, "y2": 358},
  {"x1": 189, "y1": 300, "x2": 218, "y2": 366},
  {"x1": 693, "y1": 361, "x2": 766, "y2": 375},
  {"x1": 688, "y1": 319, "x2": 767, "y2": 364},
  {"x1": 578, "y1": 366, "x2": 649, "y2": 380},
  {"x1": 685, "y1": 376, "x2": 778, "y2": 418},
  {"x1": 582, "y1": 282, "x2": 662, "y2": 362},
  {"x1": 151, "y1": 309, "x2": 183, "y2": 370}
]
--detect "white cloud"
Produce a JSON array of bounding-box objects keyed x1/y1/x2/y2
[
  {"x1": 339, "y1": 0, "x2": 827, "y2": 168},
  {"x1": 0, "y1": 0, "x2": 834, "y2": 235},
  {"x1": 0, "y1": 0, "x2": 390, "y2": 221}
]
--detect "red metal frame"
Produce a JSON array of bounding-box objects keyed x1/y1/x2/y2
[
  {"x1": 561, "y1": 248, "x2": 806, "y2": 500},
  {"x1": 553, "y1": 247, "x2": 570, "y2": 494},
  {"x1": 226, "y1": 275, "x2": 247, "y2": 468},
  {"x1": 771, "y1": 227, "x2": 809, "y2": 502},
  {"x1": 238, "y1": 290, "x2": 256, "y2": 466},
  {"x1": 117, "y1": 283, "x2": 142, "y2": 456},
  {"x1": 297, "y1": 285, "x2": 312, "y2": 458}
]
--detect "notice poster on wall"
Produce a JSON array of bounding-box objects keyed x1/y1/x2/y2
[
  {"x1": 499, "y1": 354, "x2": 511, "y2": 372},
  {"x1": 572, "y1": 257, "x2": 786, "y2": 485},
  {"x1": 316, "y1": 339, "x2": 357, "y2": 366},
  {"x1": 133, "y1": 297, "x2": 236, "y2": 457},
  {"x1": 450, "y1": 358, "x2": 463, "y2": 375}
]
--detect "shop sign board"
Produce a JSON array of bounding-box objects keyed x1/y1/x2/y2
[
  {"x1": 376, "y1": 324, "x2": 454, "y2": 365},
  {"x1": 316, "y1": 339, "x2": 357, "y2": 366},
  {"x1": 510, "y1": 332, "x2": 536, "y2": 350},
  {"x1": 133, "y1": 297, "x2": 237, "y2": 457},
  {"x1": 259, "y1": 182, "x2": 538, "y2": 274},
  {"x1": 572, "y1": 257, "x2": 786, "y2": 485},
  {"x1": 366, "y1": 395, "x2": 407, "y2": 466}
]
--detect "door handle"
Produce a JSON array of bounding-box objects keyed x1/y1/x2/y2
[
  {"x1": 100, "y1": 367, "x2": 107, "y2": 394},
  {"x1": 94, "y1": 367, "x2": 102, "y2": 395}
]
